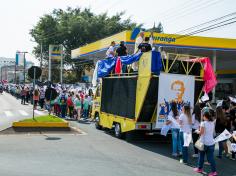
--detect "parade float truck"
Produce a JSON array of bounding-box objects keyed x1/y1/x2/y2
[{"x1": 92, "y1": 51, "x2": 205, "y2": 139}]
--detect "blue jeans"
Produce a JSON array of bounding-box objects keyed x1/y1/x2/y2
[
  {"x1": 171, "y1": 128, "x2": 182, "y2": 155},
  {"x1": 83, "y1": 109, "x2": 88, "y2": 118},
  {"x1": 218, "y1": 139, "x2": 227, "y2": 157},
  {"x1": 198, "y1": 145, "x2": 216, "y2": 172},
  {"x1": 60, "y1": 105, "x2": 67, "y2": 118},
  {"x1": 180, "y1": 131, "x2": 188, "y2": 163}
]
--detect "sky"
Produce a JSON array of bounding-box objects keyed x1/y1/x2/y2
[{"x1": 0, "y1": 0, "x2": 236, "y2": 64}]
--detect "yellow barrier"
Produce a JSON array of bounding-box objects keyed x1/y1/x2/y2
[{"x1": 12, "y1": 121, "x2": 69, "y2": 128}]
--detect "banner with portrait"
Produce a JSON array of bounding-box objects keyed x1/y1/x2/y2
[{"x1": 155, "y1": 73, "x2": 195, "y2": 129}]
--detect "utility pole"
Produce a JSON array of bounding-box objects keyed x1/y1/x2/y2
[
  {"x1": 23, "y1": 52, "x2": 26, "y2": 84},
  {"x1": 49, "y1": 45, "x2": 52, "y2": 82},
  {"x1": 14, "y1": 61, "x2": 17, "y2": 84},
  {"x1": 60, "y1": 45, "x2": 63, "y2": 85},
  {"x1": 40, "y1": 41, "x2": 43, "y2": 81},
  {"x1": 1, "y1": 66, "x2": 2, "y2": 81}
]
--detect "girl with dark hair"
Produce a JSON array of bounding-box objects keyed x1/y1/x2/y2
[
  {"x1": 74, "y1": 94, "x2": 82, "y2": 120},
  {"x1": 215, "y1": 106, "x2": 230, "y2": 158},
  {"x1": 166, "y1": 102, "x2": 181, "y2": 157},
  {"x1": 179, "y1": 104, "x2": 192, "y2": 164},
  {"x1": 192, "y1": 104, "x2": 201, "y2": 157},
  {"x1": 33, "y1": 89, "x2": 40, "y2": 110},
  {"x1": 67, "y1": 94, "x2": 74, "y2": 119},
  {"x1": 194, "y1": 111, "x2": 217, "y2": 176}
]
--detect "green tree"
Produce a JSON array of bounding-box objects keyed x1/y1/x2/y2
[
  {"x1": 30, "y1": 7, "x2": 140, "y2": 82},
  {"x1": 147, "y1": 22, "x2": 164, "y2": 33}
]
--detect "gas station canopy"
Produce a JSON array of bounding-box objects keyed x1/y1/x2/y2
[{"x1": 71, "y1": 30, "x2": 236, "y2": 98}]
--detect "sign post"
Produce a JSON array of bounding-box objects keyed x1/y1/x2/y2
[
  {"x1": 49, "y1": 44, "x2": 63, "y2": 83},
  {"x1": 32, "y1": 67, "x2": 36, "y2": 119},
  {"x1": 49, "y1": 45, "x2": 52, "y2": 81},
  {"x1": 28, "y1": 66, "x2": 42, "y2": 119},
  {"x1": 60, "y1": 45, "x2": 63, "y2": 85}
]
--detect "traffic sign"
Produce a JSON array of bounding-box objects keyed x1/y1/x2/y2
[{"x1": 28, "y1": 66, "x2": 42, "y2": 79}]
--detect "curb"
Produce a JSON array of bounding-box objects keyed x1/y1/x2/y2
[{"x1": 12, "y1": 121, "x2": 69, "y2": 128}]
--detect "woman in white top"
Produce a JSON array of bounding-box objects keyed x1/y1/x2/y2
[
  {"x1": 192, "y1": 104, "x2": 201, "y2": 157},
  {"x1": 166, "y1": 102, "x2": 181, "y2": 157},
  {"x1": 194, "y1": 111, "x2": 217, "y2": 176},
  {"x1": 179, "y1": 104, "x2": 192, "y2": 164}
]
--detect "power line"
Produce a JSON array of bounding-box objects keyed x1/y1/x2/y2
[
  {"x1": 177, "y1": 20, "x2": 236, "y2": 40},
  {"x1": 178, "y1": 16, "x2": 236, "y2": 38},
  {"x1": 159, "y1": 0, "x2": 208, "y2": 21},
  {"x1": 161, "y1": 11, "x2": 236, "y2": 42},
  {"x1": 157, "y1": 0, "x2": 199, "y2": 17},
  {"x1": 175, "y1": 21, "x2": 236, "y2": 43},
  {"x1": 161, "y1": 0, "x2": 222, "y2": 24},
  {"x1": 142, "y1": 0, "x2": 205, "y2": 27},
  {"x1": 175, "y1": 11, "x2": 236, "y2": 34}
]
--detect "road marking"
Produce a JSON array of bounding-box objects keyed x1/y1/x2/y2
[
  {"x1": 4, "y1": 111, "x2": 14, "y2": 117},
  {"x1": 34, "y1": 110, "x2": 45, "y2": 115},
  {"x1": 18, "y1": 110, "x2": 29, "y2": 116}
]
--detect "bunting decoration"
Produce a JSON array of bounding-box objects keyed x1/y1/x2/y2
[
  {"x1": 115, "y1": 57, "x2": 122, "y2": 74},
  {"x1": 96, "y1": 51, "x2": 162, "y2": 78},
  {"x1": 188, "y1": 57, "x2": 217, "y2": 94}
]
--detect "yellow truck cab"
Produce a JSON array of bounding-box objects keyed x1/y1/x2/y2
[
  {"x1": 91, "y1": 85, "x2": 101, "y2": 124},
  {"x1": 93, "y1": 51, "x2": 204, "y2": 139}
]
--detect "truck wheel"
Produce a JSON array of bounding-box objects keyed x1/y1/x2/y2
[
  {"x1": 114, "y1": 123, "x2": 125, "y2": 139},
  {"x1": 95, "y1": 115, "x2": 102, "y2": 130}
]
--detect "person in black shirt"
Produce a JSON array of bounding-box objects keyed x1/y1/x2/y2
[
  {"x1": 138, "y1": 37, "x2": 152, "y2": 52},
  {"x1": 230, "y1": 102, "x2": 236, "y2": 131},
  {"x1": 116, "y1": 41, "x2": 127, "y2": 56},
  {"x1": 215, "y1": 106, "x2": 231, "y2": 158},
  {"x1": 116, "y1": 41, "x2": 128, "y2": 73}
]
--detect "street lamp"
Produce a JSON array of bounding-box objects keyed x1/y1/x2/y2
[{"x1": 16, "y1": 51, "x2": 28, "y2": 85}]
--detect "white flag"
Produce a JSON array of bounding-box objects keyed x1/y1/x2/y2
[
  {"x1": 229, "y1": 96, "x2": 236, "y2": 103},
  {"x1": 168, "y1": 116, "x2": 180, "y2": 128},
  {"x1": 161, "y1": 125, "x2": 171, "y2": 136},
  {"x1": 231, "y1": 143, "x2": 236, "y2": 152},
  {"x1": 201, "y1": 92, "x2": 209, "y2": 102},
  {"x1": 214, "y1": 129, "x2": 232, "y2": 143},
  {"x1": 92, "y1": 61, "x2": 99, "y2": 87}
]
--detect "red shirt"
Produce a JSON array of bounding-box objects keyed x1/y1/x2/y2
[
  {"x1": 80, "y1": 93, "x2": 84, "y2": 103},
  {"x1": 67, "y1": 97, "x2": 73, "y2": 107}
]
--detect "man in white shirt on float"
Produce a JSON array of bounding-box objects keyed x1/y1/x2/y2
[
  {"x1": 134, "y1": 31, "x2": 144, "y2": 54},
  {"x1": 132, "y1": 31, "x2": 144, "y2": 71},
  {"x1": 106, "y1": 41, "x2": 116, "y2": 58}
]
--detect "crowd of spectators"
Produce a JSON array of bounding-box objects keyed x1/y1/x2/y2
[
  {"x1": 166, "y1": 99, "x2": 236, "y2": 176},
  {"x1": 4, "y1": 84, "x2": 94, "y2": 120}
]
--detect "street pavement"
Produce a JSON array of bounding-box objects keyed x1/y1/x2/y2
[
  {"x1": 0, "y1": 92, "x2": 47, "y2": 131},
  {"x1": 0, "y1": 92, "x2": 235, "y2": 176}
]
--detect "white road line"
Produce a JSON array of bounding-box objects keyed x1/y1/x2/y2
[
  {"x1": 34, "y1": 110, "x2": 44, "y2": 115},
  {"x1": 4, "y1": 111, "x2": 14, "y2": 117},
  {"x1": 18, "y1": 110, "x2": 29, "y2": 116}
]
